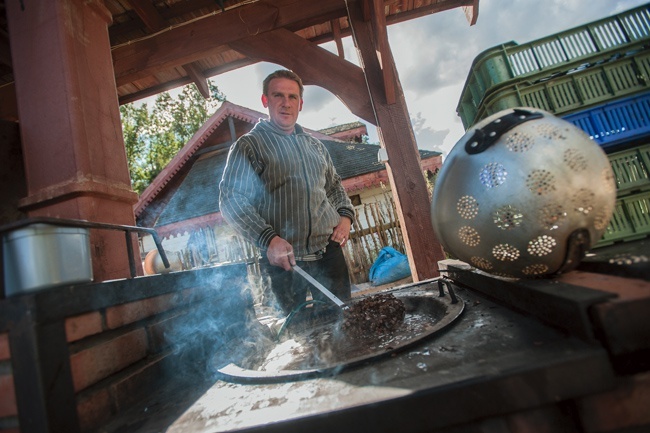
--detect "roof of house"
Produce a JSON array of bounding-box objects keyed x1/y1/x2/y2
[
  {"x1": 318, "y1": 121, "x2": 366, "y2": 136},
  {"x1": 135, "y1": 101, "x2": 440, "y2": 229}
]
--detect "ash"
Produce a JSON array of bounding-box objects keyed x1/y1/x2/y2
[{"x1": 255, "y1": 295, "x2": 435, "y2": 372}]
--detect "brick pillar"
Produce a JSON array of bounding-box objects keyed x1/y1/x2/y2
[{"x1": 6, "y1": 0, "x2": 141, "y2": 281}]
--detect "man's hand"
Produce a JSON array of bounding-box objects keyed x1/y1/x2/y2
[
  {"x1": 267, "y1": 236, "x2": 296, "y2": 271},
  {"x1": 332, "y1": 216, "x2": 352, "y2": 247}
]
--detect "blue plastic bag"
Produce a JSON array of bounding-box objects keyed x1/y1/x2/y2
[{"x1": 368, "y1": 246, "x2": 411, "y2": 286}]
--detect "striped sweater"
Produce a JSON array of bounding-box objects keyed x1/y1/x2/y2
[{"x1": 219, "y1": 119, "x2": 354, "y2": 257}]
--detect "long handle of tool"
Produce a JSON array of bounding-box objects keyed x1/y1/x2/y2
[{"x1": 292, "y1": 265, "x2": 346, "y2": 309}]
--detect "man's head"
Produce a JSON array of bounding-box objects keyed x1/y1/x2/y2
[
  {"x1": 262, "y1": 70, "x2": 304, "y2": 134},
  {"x1": 262, "y1": 69, "x2": 304, "y2": 97}
]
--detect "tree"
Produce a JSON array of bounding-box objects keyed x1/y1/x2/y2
[{"x1": 120, "y1": 81, "x2": 226, "y2": 194}]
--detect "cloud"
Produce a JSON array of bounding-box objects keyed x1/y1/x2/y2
[
  {"x1": 411, "y1": 112, "x2": 449, "y2": 150},
  {"x1": 390, "y1": 0, "x2": 647, "y2": 100}
]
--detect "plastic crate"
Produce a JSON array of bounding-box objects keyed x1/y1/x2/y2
[
  {"x1": 563, "y1": 92, "x2": 650, "y2": 148},
  {"x1": 469, "y1": 50, "x2": 650, "y2": 127},
  {"x1": 608, "y1": 144, "x2": 650, "y2": 194},
  {"x1": 597, "y1": 190, "x2": 650, "y2": 246},
  {"x1": 598, "y1": 199, "x2": 636, "y2": 245},
  {"x1": 457, "y1": 4, "x2": 650, "y2": 129},
  {"x1": 624, "y1": 190, "x2": 650, "y2": 235}
]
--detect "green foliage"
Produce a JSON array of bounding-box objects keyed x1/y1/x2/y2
[{"x1": 120, "y1": 81, "x2": 226, "y2": 194}]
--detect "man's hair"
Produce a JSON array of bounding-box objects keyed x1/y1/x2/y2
[{"x1": 263, "y1": 69, "x2": 304, "y2": 97}]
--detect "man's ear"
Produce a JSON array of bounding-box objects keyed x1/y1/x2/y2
[
  {"x1": 261, "y1": 94, "x2": 269, "y2": 108},
  {"x1": 299, "y1": 98, "x2": 303, "y2": 111}
]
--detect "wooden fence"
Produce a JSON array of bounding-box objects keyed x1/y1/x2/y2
[
  {"x1": 343, "y1": 193, "x2": 406, "y2": 283},
  {"x1": 174, "y1": 193, "x2": 405, "y2": 285}
]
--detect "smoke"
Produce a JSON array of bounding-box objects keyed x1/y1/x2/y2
[{"x1": 158, "y1": 266, "x2": 276, "y2": 382}]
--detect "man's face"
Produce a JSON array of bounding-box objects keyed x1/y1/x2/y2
[{"x1": 261, "y1": 77, "x2": 303, "y2": 133}]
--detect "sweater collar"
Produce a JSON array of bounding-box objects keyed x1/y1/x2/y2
[{"x1": 257, "y1": 118, "x2": 306, "y2": 136}]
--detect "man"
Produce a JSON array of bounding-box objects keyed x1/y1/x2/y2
[{"x1": 219, "y1": 69, "x2": 355, "y2": 315}]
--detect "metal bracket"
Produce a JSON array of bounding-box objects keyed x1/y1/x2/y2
[{"x1": 465, "y1": 108, "x2": 544, "y2": 154}]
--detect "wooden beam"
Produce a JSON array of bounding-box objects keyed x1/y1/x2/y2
[
  {"x1": 463, "y1": 0, "x2": 479, "y2": 25},
  {"x1": 347, "y1": 1, "x2": 446, "y2": 281},
  {"x1": 125, "y1": 0, "x2": 212, "y2": 99},
  {"x1": 183, "y1": 62, "x2": 211, "y2": 98},
  {"x1": 113, "y1": 2, "x2": 278, "y2": 86},
  {"x1": 229, "y1": 28, "x2": 376, "y2": 124},
  {"x1": 368, "y1": 0, "x2": 396, "y2": 104},
  {"x1": 385, "y1": 0, "x2": 475, "y2": 26},
  {"x1": 110, "y1": 0, "x2": 219, "y2": 40},
  {"x1": 331, "y1": 19, "x2": 345, "y2": 58},
  {"x1": 112, "y1": 0, "x2": 349, "y2": 87},
  {"x1": 118, "y1": 58, "x2": 255, "y2": 105},
  {"x1": 0, "y1": 31, "x2": 12, "y2": 68},
  {"x1": 0, "y1": 83, "x2": 18, "y2": 122},
  {"x1": 129, "y1": 0, "x2": 167, "y2": 31}
]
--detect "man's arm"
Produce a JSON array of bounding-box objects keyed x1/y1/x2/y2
[{"x1": 219, "y1": 138, "x2": 277, "y2": 249}]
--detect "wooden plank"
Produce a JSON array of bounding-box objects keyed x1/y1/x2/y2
[
  {"x1": 348, "y1": 1, "x2": 445, "y2": 281},
  {"x1": 183, "y1": 62, "x2": 210, "y2": 98},
  {"x1": 463, "y1": 0, "x2": 480, "y2": 25},
  {"x1": 129, "y1": 0, "x2": 167, "y2": 31},
  {"x1": 369, "y1": 0, "x2": 396, "y2": 104}
]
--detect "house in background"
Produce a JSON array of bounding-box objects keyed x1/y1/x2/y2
[
  {"x1": 135, "y1": 101, "x2": 441, "y2": 281},
  {"x1": 319, "y1": 121, "x2": 368, "y2": 143}
]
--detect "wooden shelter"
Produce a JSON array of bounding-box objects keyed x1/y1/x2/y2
[{"x1": 0, "y1": 0, "x2": 479, "y2": 282}]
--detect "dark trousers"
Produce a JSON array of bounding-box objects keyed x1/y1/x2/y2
[{"x1": 260, "y1": 239, "x2": 351, "y2": 315}]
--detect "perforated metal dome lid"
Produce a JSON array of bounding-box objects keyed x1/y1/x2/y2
[{"x1": 431, "y1": 108, "x2": 616, "y2": 279}]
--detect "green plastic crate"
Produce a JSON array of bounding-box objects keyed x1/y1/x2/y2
[
  {"x1": 458, "y1": 4, "x2": 650, "y2": 129},
  {"x1": 608, "y1": 144, "x2": 650, "y2": 195},
  {"x1": 624, "y1": 190, "x2": 650, "y2": 235},
  {"x1": 597, "y1": 190, "x2": 650, "y2": 246},
  {"x1": 471, "y1": 51, "x2": 650, "y2": 127},
  {"x1": 598, "y1": 199, "x2": 636, "y2": 245}
]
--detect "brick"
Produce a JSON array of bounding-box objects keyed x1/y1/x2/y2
[
  {"x1": 110, "y1": 354, "x2": 166, "y2": 413},
  {"x1": 77, "y1": 387, "x2": 113, "y2": 432},
  {"x1": 105, "y1": 293, "x2": 179, "y2": 329},
  {"x1": 70, "y1": 328, "x2": 148, "y2": 392},
  {"x1": 576, "y1": 371, "x2": 650, "y2": 432},
  {"x1": 0, "y1": 334, "x2": 9, "y2": 361},
  {"x1": 146, "y1": 311, "x2": 197, "y2": 354},
  {"x1": 65, "y1": 311, "x2": 103, "y2": 342},
  {"x1": 0, "y1": 374, "x2": 17, "y2": 418}
]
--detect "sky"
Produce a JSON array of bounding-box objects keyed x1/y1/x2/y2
[{"x1": 161, "y1": 0, "x2": 649, "y2": 158}]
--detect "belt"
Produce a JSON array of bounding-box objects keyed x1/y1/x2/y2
[{"x1": 295, "y1": 247, "x2": 326, "y2": 262}]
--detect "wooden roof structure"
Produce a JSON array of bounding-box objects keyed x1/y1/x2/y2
[
  {"x1": 0, "y1": 0, "x2": 479, "y2": 282},
  {"x1": 1, "y1": 0, "x2": 478, "y2": 112}
]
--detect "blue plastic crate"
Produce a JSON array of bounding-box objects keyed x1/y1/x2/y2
[{"x1": 563, "y1": 92, "x2": 650, "y2": 149}]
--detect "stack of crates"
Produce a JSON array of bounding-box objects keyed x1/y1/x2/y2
[
  {"x1": 456, "y1": 3, "x2": 650, "y2": 246},
  {"x1": 597, "y1": 144, "x2": 650, "y2": 245},
  {"x1": 457, "y1": 4, "x2": 650, "y2": 129}
]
